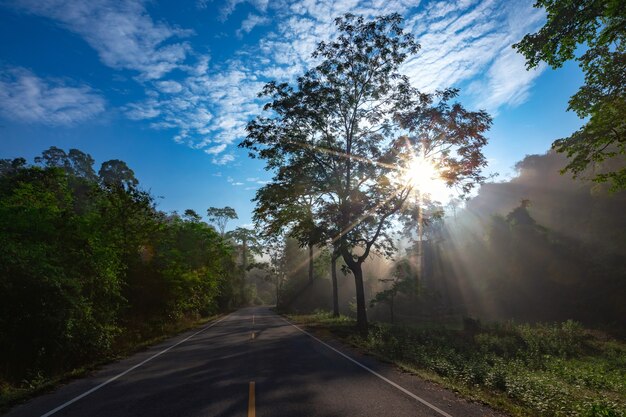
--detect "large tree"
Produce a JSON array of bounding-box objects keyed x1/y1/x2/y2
[
  {"x1": 242, "y1": 14, "x2": 490, "y2": 333},
  {"x1": 514, "y1": 0, "x2": 625, "y2": 190}
]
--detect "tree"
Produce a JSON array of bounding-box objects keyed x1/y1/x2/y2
[
  {"x1": 34, "y1": 146, "x2": 70, "y2": 170},
  {"x1": 242, "y1": 14, "x2": 490, "y2": 333},
  {"x1": 253, "y1": 175, "x2": 325, "y2": 286},
  {"x1": 0, "y1": 157, "x2": 26, "y2": 176},
  {"x1": 370, "y1": 259, "x2": 417, "y2": 323},
  {"x1": 68, "y1": 149, "x2": 97, "y2": 181},
  {"x1": 513, "y1": 0, "x2": 625, "y2": 191},
  {"x1": 183, "y1": 209, "x2": 202, "y2": 222},
  {"x1": 206, "y1": 206, "x2": 238, "y2": 236},
  {"x1": 260, "y1": 236, "x2": 289, "y2": 307},
  {"x1": 98, "y1": 159, "x2": 139, "y2": 190},
  {"x1": 226, "y1": 227, "x2": 262, "y2": 305}
]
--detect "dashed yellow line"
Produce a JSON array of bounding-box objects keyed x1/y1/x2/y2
[{"x1": 248, "y1": 381, "x2": 255, "y2": 417}]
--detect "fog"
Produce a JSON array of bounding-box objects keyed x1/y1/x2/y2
[{"x1": 259, "y1": 151, "x2": 625, "y2": 331}]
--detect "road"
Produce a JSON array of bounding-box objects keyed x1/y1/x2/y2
[{"x1": 4, "y1": 307, "x2": 504, "y2": 417}]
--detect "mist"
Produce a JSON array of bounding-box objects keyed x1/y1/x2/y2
[{"x1": 273, "y1": 150, "x2": 626, "y2": 332}]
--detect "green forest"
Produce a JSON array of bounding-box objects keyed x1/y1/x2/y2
[{"x1": 0, "y1": 148, "x2": 247, "y2": 390}]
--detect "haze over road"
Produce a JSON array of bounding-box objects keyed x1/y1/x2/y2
[{"x1": 5, "y1": 307, "x2": 502, "y2": 417}]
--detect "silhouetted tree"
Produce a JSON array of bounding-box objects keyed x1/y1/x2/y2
[{"x1": 242, "y1": 14, "x2": 490, "y2": 333}]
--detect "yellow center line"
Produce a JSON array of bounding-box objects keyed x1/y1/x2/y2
[{"x1": 248, "y1": 381, "x2": 255, "y2": 417}]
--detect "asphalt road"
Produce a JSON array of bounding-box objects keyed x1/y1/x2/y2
[{"x1": 4, "y1": 307, "x2": 504, "y2": 417}]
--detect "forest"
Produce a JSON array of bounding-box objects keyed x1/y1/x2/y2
[{"x1": 0, "y1": 148, "x2": 248, "y2": 389}]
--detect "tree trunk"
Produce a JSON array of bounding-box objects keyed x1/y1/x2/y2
[
  {"x1": 308, "y1": 243, "x2": 314, "y2": 284},
  {"x1": 331, "y1": 254, "x2": 339, "y2": 317},
  {"x1": 352, "y1": 262, "x2": 368, "y2": 335}
]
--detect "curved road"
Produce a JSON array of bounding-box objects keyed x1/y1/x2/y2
[{"x1": 4, "y1": 307, "x2": 504, "y2": 417}]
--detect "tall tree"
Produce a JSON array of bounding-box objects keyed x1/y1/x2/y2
[
  {"x1": 242, "y1": 14, "x2": 490, "y2": 333},
  {"x1": 206, "y1": 206, "x2": 238, "y2": 236},
  {"x1": 226, "y1": 227, "x2": 262, "y2": 304},
  {"x1": 513, "y1": 0, "x2": 625, "y2": 190}
]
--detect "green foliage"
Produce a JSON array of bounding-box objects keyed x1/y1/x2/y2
[
  {"x1": 297, "y1": 314, "x2": 626, "y2": 417},
  {"x1": 513, "y1": 0, "x2": 626, "y2": 190},
  {"x1": 0, "y1": 147, "x2": 240, "y2": 388}
]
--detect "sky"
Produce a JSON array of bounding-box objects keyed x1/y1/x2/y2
[{"x1": 0, "y1": 0, "x2": 585, "y2": 228}]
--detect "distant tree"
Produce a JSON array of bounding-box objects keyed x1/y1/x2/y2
[
  {"x1": 242, "y1": 14, "x2": 490, "y2": 333},
  {"x1": 0, "y1": 157, "x2": 26, "y2": 176},
  {"x1": 261, "y1": 236, "x2": 289, "y2": 307},
  {"x1": 253, "y1": 175, "x2": 325, "y2": 286},
  {"x1": 206, "y1": 206, "x2": 238, "y2": 236},
  {"x1": 34, "y1": 146, "x2": 70, "y2": 170},
  {"x1": 226, "y1": 227, "x2": 262, "y2": 304},
  {"x1": 513, "y1": 0, "x2": 626, "y2": 190},
  {"x1": 99, "y1": 159, "x2": 139, "y2": 190},
  {"x1": 183, "y1": 209, "x2": 202, "y2": 222},
  {"x1": 506, "y1": 199, "x2": 536, "y2": 226},
  {"x1": 370, "y1": 260, "x2": 417, "y2": 323},
  {"x1": 68, "y1": 149, "x2": 97, "y2": 181}
]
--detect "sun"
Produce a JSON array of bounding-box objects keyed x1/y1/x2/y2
[{"x1": 403, "y1": 155, "x2": 450, "y2": 202}]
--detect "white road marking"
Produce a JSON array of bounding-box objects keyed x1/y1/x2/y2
[
  {"x1": 283, "y1": 318, "x2": 454, "y2": 417},
  {"x1": 40, "y1": 314, "x2": 231, "y2": 417}
]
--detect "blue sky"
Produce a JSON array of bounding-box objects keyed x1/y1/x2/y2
[{"x1": 0, "y1": 0, "x2": 584, "y2": 228}]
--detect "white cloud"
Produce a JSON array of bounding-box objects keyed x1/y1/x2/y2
[
  {"x1": 204, "y1": 143, "x2": 227, "y2": 154},
  {"x1": 469, "y1": 47, "x2": 544, "y2": 113},
  {"x1": 220, "y1": 0, "x2": 269, "y2": 20},
  {"x1": 11, "y1": 0, "x2": 192, "y2": 80},
  {"x1": 214, "y1": 154, "x2": 236, "y2": 165},
  {"x1": 0, "y1": 68, "x2": 105, "y2": 125},
  {"x1": 125, "y1": 61, "x2": 265, "y2": 155},
  {"x1": 156, "y1": 80, "x2": 183, "y2": 93},
  {"x1": 237, "y1": 13, "x2": 270, "y2": 37},
  {"x1": 402, "y1": 0, "x2": 545, "y2": 109}
]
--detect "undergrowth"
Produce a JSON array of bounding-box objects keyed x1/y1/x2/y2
[{"x1": 290, "y1": 312, "x2": 626, "y2": 417}]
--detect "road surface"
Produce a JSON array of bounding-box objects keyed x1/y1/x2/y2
[{"x1": 4, "y1": 307, "x2": 504, "y2": 417}]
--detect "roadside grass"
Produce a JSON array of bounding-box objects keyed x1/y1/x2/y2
[
  {"x1": 288, "y1": 312, "x2": 626, "y2": 417},
  {"x1": 0, "y1": 314, "x2": 222, "y2": 414}
]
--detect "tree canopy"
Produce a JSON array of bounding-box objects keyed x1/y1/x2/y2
[
  {"x1": 514, "y1": 0, "x2": 626, "y2": 190},
  {"x1": 207, "y1": 206, "x2": 238, "y2": 236}
]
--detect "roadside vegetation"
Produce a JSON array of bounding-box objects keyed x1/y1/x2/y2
[
  {"x1": 290, "y1": 312, "x2": 626, "y2": 417},
  {"x1": 0, "y1": 147, "x2": 249, "y2": 411}
]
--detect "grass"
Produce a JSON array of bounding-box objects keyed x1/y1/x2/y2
[
  {"x1": 0, "y1": 314, "x2": 222, "y2": 414},
  {"x1": 288, "y1": 312, "x2": 626, "y2": 417}
]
